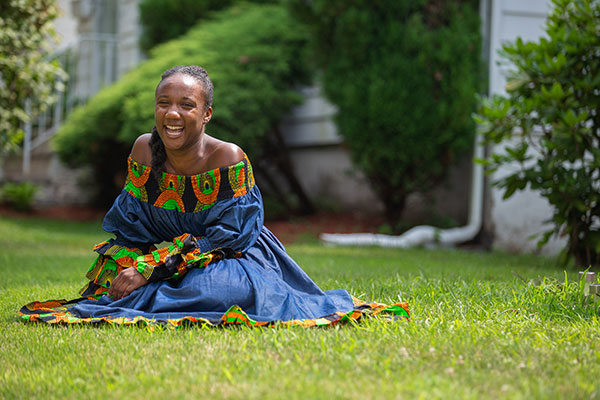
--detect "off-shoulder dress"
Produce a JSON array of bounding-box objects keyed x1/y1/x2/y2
[{"x1": 19, "y1": 155, "x2": 409, "y2": 327}]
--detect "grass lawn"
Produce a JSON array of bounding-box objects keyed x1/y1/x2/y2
[{"x1": 1, "y1": 216, "x2": 599, "y2": 399}]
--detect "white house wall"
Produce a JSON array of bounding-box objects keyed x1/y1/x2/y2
[
  {"x1": 488, "y1": 0, "x2": 565, "y2": 254},
  {"x1": 279, "y1": 86, "x2": 385, "y2": 213},
  {"x1": 55, "y1": 0, "x2": 78, "y2": 51},
  {"x1": 116, "y1": 0, "x2": 143, "y2": 77}
]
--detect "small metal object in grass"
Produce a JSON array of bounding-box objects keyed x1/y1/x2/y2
[
  {"x1": 578, "y1": 271, "x2": 596, "y2": 282},
  {"x1": 589, "y1": 284, "x2": 600, "y2": 295},
  {"x1": 579, "y1": 271, "x2": 597, "y2": 297}
]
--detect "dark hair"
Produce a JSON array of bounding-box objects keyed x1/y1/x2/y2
[
  {"x1": 158, "y1": 65, "x2": 213, "y2": 111},
  {"x1": 149, "y1": 65, "x2": 214, "y2": 182}
]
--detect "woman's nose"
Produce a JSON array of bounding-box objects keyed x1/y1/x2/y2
[{"x1": 166, "y1": 106, "x2": 181, "y2": 118}]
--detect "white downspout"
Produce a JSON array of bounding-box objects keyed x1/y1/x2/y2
[{"x1": 320, "y1": 134, "x2": 484, "y2": 248}]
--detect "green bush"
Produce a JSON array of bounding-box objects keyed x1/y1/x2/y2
[
  {"x1": 138, "y1": 0, "x2": 233, "y2": 52},
  {"x1": 139, "y1": 0, "x2": 277, "y2": 52},
  {"x1": 1, "y1": 182, "x2": 37, "y2": 211},
  {"x1": 53, "y1": 3, "x2": 311, "y2": 207},
  {"x1": 289, "y1": 0, "x2": 482, "y2": 231},
  {"x1": 0, "y1": 0, "x2": 66, "y2": 155},
  {"x1": 476, "y1": 0, "x2": 600, "y2": 267}
]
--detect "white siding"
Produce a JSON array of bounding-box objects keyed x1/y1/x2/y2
[{"x1": 488, "y1": 0, "x2": 565, "y2": 254}]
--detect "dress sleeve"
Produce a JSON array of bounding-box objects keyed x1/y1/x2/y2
[
  {"x1": 132, "y1": 187, "x2": 264, "y2": 282},
  {"x1": 102, "y1": 190, "x2": 164, "y2": 248},
  {"x1": 79, "y1": 239, "x2": 148, "y2": 299},
  {"x1": 79, "y1": 191, "x2": 160, "y2": 299},
  {"x1": 193, "y1": 185, "x2": 264, "y2": 254}
]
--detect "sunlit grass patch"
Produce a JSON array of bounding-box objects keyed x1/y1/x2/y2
[{"x1": 1, "y1": 216, "x2": 599, "y2": 399}]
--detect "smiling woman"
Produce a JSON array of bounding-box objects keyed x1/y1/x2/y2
[
  {"x1": 154, "y1": 69, "x2": 213, "y2": 156},
  {"x1": 19, "y1": 65, "x2": 409, "y2": 327}
]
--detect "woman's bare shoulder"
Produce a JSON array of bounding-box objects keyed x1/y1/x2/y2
[
  {"x1": 130, "y1": 133, "x2": 153, "y2": 165},
  {"x1": 207, "y1": 139, "x2": 245, "y2": 169}
]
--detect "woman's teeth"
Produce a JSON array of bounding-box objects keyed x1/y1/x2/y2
[{"x1": 165, "y1": 125, "x2": 183, "y2": 136}]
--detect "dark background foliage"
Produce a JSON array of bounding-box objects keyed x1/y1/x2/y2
[
  {"x1": 289, "y1": 0, "x2": 483, "y2": 231},
  {"x1": 138, "y1": 0, "x2": 276, "y2": 52}
]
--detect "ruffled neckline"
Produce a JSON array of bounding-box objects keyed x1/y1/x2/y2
[
  {"x1": 124, "y1": 153, "x2": 255, "y2": 213},
  {"x1": 128, "y1": 155, "x2": 247, "y2": 179}
]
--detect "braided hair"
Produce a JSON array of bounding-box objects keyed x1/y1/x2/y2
[{"x1": 149, "y1": 65, "x2": 214, "y2": 182}]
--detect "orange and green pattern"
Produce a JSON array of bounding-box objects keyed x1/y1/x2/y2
[
  {"x1": 134, "y1": 233, "x2": 238, "y2": 282},
  {"x1": 79, "y1": 234, "x2": 238, "y2": 298},
  {"x1": 79, "y1": 242, "x2": 145, "y2": 299},
  {"x1": 124, "y1": 155, "x2": 255, "y2": 213},
  {"x1": 19, "y1": 297, "x2": 409, "y2": 329}
]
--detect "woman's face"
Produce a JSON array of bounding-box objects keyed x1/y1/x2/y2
[{"x1": 154, "y1": 73, "x2": 212, "y2": 153}]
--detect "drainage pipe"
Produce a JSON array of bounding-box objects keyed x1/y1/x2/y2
[{"x1": 320, "y1": 134, "x2": 484, "y2": 248}]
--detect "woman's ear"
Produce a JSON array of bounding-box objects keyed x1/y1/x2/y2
[{"x1": 203, "y1": 107, "x2": 213, "y2": 124}]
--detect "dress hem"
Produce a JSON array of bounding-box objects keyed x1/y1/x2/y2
[{"x1": 18, "y1": 297, "x2": 409, "y2": 329}]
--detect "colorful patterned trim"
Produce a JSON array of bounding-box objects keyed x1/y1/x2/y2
[
  {"x1": 18, "y1": 298, "x2": 410, "y2": 329},
  {"x1": 124, "y1": 154, "x2": 255, "y2": 213},
  {"x1": 79, "y1": 242, "x2": 147, "y2": 299},
  {"x1": 134, "y1": 233, "x2": 239, "y2": 282},
  {"x1": 79, "y1": 235, "x2": 237, "y2": 298}
]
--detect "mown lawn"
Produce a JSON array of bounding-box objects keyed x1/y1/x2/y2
[{"x1": 1, "y1": 216, "x2": 599, "y2": 399}]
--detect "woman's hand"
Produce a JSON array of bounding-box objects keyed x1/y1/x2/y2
[{"x1": 108, "y1": 268, "x2": 148, "y2": 300}]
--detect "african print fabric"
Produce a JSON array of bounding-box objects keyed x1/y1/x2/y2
[
  {"x1": 19, "y1": 297, "x2": 409, "y2": 329},
  {"x1": 125, "y1": 154, "x2": 254, "y2": 213}
]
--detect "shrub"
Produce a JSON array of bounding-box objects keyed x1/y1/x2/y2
[
  {"x1": 138, "y1": 0, "x2": 234, "y2": 52},
  {"x1": 475, "y1": 0, "x2": 600, "y2": 266},
  {"x1": 53, "y1": 4, "x2": 312, "y2": 208},
  {"x1": 1, "y1": 182, "x2": 37, "y2": 211},
  {"x1": 0, "y1": 0, "x2": 66, "y2": 155},
  {"x1": 138, "y1": 0, "x2": 276, "y2": 52},
  {"x1": 289, "y1": 0, "x2": 482, "y2": 231}
]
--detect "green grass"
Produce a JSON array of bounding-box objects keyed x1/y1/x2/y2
[{"x1": 1, "y1": 216, "x2": 600, "y2": 399}]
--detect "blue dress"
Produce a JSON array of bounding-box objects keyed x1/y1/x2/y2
[{"x1": 19, "y1": 155, "x2": 409, "y2": 327}]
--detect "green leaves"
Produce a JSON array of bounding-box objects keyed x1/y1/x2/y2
[
  {"x1": 290, "y1": 0, "x2": 482, "y2": 228},
  {"x1": 0, "y1": 0, "x2": 67, "y2": 156},
  {"x1": 0, "y1": 181, "x2": 37, "y2": 211},
  {"x1": 477, "y1": 0, "x2": 600, "y2": 266}
]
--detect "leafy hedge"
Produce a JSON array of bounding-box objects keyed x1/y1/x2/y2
[
  {"x1": 289, "y1": 0, "x2": 482, "y2": 229},
  {"x1": 476, "y1": 0, "x2": 600, "y2": 266},
  {"x1": 53, "y1": 3, "x2": 310, "y2": 206},
  {"x1": 138, "y1": 0, "x2": 277, "y2": 52},
  {"x1": 0, "y1": 0, "x2": 66, "y2": 155}
]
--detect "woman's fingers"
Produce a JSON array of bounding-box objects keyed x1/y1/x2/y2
[
  {"x1": 108, "y1": 273, "x2": 126, "y2": 299},
  {"x1": 108, "y1": 268, "x2": 147, "y2": 300}
]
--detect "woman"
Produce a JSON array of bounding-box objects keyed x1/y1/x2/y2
[{"x1": 20, "y1": 66, "x2": 408, "y2": 327}]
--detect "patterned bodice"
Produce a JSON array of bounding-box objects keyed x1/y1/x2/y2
[{"x1": 124, "y1": 154, "x2": 255, "y2": 213}]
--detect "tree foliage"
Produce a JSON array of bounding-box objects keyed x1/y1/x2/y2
[
  {"x1": 138, "y1": 0, "x2": 276, "y2": 52},
  {"x1": 289, "y1": 0, "x2": 482, "y2": 230},
  {"x1": 476, "y1": 0, "x2": 600, "y2": 266},
  {"x1": 53, "y1": 4, "x2": 311, "y2": 207},
  {"x1": 138, "y1": 0, "x2": 234, "y2": 52},
  {"x1": 0, "y1": 0, "x2": 66, "y2": 155}
]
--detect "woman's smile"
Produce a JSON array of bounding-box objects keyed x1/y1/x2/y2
[{"x1": 165, "y1": 125, "x2": 184, "y2": 137}]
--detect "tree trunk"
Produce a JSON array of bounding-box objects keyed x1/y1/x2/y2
[
  {"x1": 253, "y1": 161, "x2": 294, "y2": 212},
  {"x1": 376, "y1": 179, "x2": 407, "y2": 233},
  {"x1": 262, "y1": 125, "x2": 315, "y2": 215}
]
